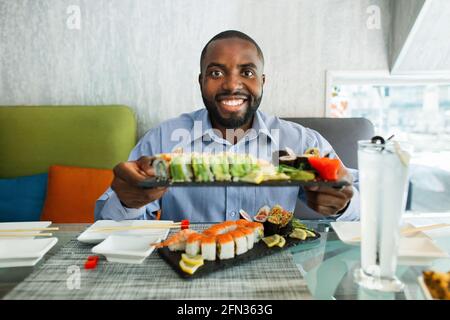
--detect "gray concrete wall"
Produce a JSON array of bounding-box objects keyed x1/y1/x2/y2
[{"x1": 0, "y1": 0, "x2": 391, "y2": 137}]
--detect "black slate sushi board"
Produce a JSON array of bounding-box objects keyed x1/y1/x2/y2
[
  {"x1": 139, "y1": 179, "x2": 350, "y2": 189},
  {"x1": 158, "y1": 231, "x2": 321, "y2": 279}
]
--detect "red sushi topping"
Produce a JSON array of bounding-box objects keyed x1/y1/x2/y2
[{"x1": 307, "y1": 157, "x2": 340, "y2": 181}]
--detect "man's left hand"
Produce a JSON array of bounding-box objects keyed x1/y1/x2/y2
[{"x1": 304, "y1": 163, "x2": 354, "y2": 217}]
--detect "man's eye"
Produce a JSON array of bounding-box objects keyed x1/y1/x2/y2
[
  {"x1": 242, "y1": 70, "x2": 254, "y2": 77},
  {"x1": 210, "y1": 70, "x2": 223, "y2": 78}
]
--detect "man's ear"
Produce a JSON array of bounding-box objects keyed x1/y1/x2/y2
[{"x1": 198, "y1": 73, "x2": 203, "y2": 88}]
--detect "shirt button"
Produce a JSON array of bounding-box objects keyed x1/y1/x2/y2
[{"x1": 230, "y1": 211, "x2": 236, "y2": 217}]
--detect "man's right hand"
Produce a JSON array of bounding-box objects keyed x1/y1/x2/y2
[{"x1": 111, "y1": 156, "x2": 168, "y2": 209}]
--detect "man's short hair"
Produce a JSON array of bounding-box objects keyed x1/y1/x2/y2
[{"x1": 200, "y1": 30, "x2": 264, "y2": 71}]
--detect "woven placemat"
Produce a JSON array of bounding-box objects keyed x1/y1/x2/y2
[{"x1": 4, "y1": 224, "x2": 311, "y2": 300}]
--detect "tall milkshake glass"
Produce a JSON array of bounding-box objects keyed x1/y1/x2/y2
[{"x1": 355, "y1": 138, "x2": 411, "y2": 292}]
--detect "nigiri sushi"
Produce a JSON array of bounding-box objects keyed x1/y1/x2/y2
[{"x1": 216, "y1": 233, "x2": 235, "y2": 260}]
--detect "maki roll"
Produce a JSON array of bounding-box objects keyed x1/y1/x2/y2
[
  {"x1": 228, "y1": 153, "x2": 247, "y2": 179},
  {"x1": 169, "y1": 153, "x2": 193, "y2": 182},
  {"x1": 246, "y1": 222, "x2": 264, "y2": 243},
  {"x1": 209, "y1": 153, "x2": 232, "y2": 181},
  {"x1": 186, "y1": 233, "x2": 203, "y2": 256},
  {"x1": 263, "y1": 205, "x2": 294, "y2": 236},
  {"x1": 201, "y1": 235, "x2": 216, "y2": 261},
  {"x1": 237, "y1": 226, "x2": 255, "y2": 250},
  {"x1": 216, "y1": 233, "x2": 235, "y2": 260},
  {"x1": 236, "y1": 219, "x2": 250, "y2": 227},
  {"x1": 229, "y1": 230, "x2": 248, "y2": 255},
  {"x1": 228, "y1": 153, "x2": 259, "y2": 181},
  {"x1": 191, "y1": 153, "x2": 214, "y2": 182},
  {"x1": 253, "y1": 205, "x2": 270, "y2": 222}
]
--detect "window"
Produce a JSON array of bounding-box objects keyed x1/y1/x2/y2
[{"x1": 327, "y1": 71, "x2": 450, "y2": 213}]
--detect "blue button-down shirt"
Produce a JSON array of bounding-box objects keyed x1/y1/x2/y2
[{"x1": 95, "y1": 108, "x2": 360, "y2": 222}]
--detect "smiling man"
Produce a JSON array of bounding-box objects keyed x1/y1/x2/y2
[{"x1": 95, "y1": 30, "x2": 360, "y2": 222}]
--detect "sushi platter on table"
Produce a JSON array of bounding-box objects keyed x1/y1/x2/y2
[
  {"x1": 138, "y1": 148, "x2": 351, "y2": 189},
  {"x1": 155, "y1": 205, "x2": 321, "y2": 279}
]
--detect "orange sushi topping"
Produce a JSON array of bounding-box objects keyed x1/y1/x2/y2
[
  {"x1": 237, "y1": 226, "x2": 253, "y2": 236},
  {"x1": 216, "y1": 233, "x2": 234, "y2": 244},
  {"x1": 200, "y1": 235, "x2": 216, "y2": 244},
  {"x1": 186, "y1": 233, "x2": 203, "y2": 244}
]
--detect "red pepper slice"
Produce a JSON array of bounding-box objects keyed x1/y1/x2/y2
[{"x1": 308, "y1": 157, "x2": 341, "y2": 181}]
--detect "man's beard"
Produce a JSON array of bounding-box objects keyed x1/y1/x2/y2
[{"x1": 202, "y1": 90, "x2": 263, "y2": 129}]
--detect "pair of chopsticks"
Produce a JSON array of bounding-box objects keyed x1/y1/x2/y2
[
  {"x1": 351, "y1": 223, "x2": 450, "y2": 241},
  {"x1": 0, "y1": 227, "x2": 59, "y2": 238},
  {"x1": 91, "y1": 222, "x2": 184, "y2": 233}
]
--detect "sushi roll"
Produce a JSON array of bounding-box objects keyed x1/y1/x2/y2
[
  {"x1": 201, "y1": 235, "x2": 216, "y2": 261},
  {"x1": 229, "y1": 230, "x2": 248, "y2": 255},
  {"x1": 253, "y1": 205, "x2": 270, "y2": 223},
  {"x1": 155, "y1": 229, "x2": 197, "y2": 251},
  {"x1": 152, "y1": 154, "x2": 171, "y2": 180},
  {"x1": 216, "y1": 233, "x2": 235, "y2": 260},
  {"x1": 203, "y1": 224, "x2": 227, "y2": 236},
  {"x1": 246, "y1": 222, "x2": 264, "y2": 243},
  {"x1": 242, "y1": 154, "x2": 259, "y2": 175},
  {"x1": 191, "y1": 153, "x2": 214, "y2": 182},
  {"x1": 263, "y1": 205, "x2": 294, "y2": 236},
  {"x1": 236, "y1": 219, "x2": 250, "y2": 228},
  {"x1": 210, "y1": 153, "x2": 232, "y2": 181},
  {"x1": 228, "y1": 153, "x2": 248, "y2": 180},
  {"x1": 186, "y1": 233, "x2": 203, "y2": 256},
  {"x1": 237, "y1": 226, "x2": 255, "y2": 250},
  {"x1": 170, "y1": 153, "x2": 193, "y2": 182},
  {"x1": 221, "y1": 221, "x2": 237, "y2": 233},
  {"x1": 228, "y1": 153, "x2": 260, "y2": 181}
]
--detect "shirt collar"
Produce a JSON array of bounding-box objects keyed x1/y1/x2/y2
[{"x1": 189, "y1": 109, "x2": 276, "y2": 146}]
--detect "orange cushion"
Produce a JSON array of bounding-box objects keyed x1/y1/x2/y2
[{"x1": 41, "y1": 165, "x2": 113, "y2": 223}]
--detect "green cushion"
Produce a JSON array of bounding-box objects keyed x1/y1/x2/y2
[{"x1": 0, "y1": 105, "x2": 137, "y2": 178}]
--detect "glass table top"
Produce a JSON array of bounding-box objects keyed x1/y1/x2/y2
[
  {"x1": 0, "y1": 221, "x2": 448, "y2": 300},
  {"x1": 290, "y1": 221, "x2": 450, "y2": 300}
]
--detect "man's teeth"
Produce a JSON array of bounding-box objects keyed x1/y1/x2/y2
[{"x1": 221, "y1": 99, "x2": 244, "y2": 106}]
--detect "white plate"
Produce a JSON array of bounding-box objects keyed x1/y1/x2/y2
[
  {"x1": 331, "y1": 221, "x2": 448, "y2": 265},
  {"x1": 0, "y1": 221, "x2": 52, "y2": 239},
  {"x1": 330, "y1": 221, "x2": 361, "y2": 245},
  {"x1": 331, "y1": 221, "x2": 431, "y2": 245},
  {"x1": 92, "y1": 234, "x2": 160, "y2": 264},
  {"x1": 77, "y1": 220, "x2": 172, "y2": 244},
  {"x1": 0, "y1": 237, "x2": 58, "y2": 268}
]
